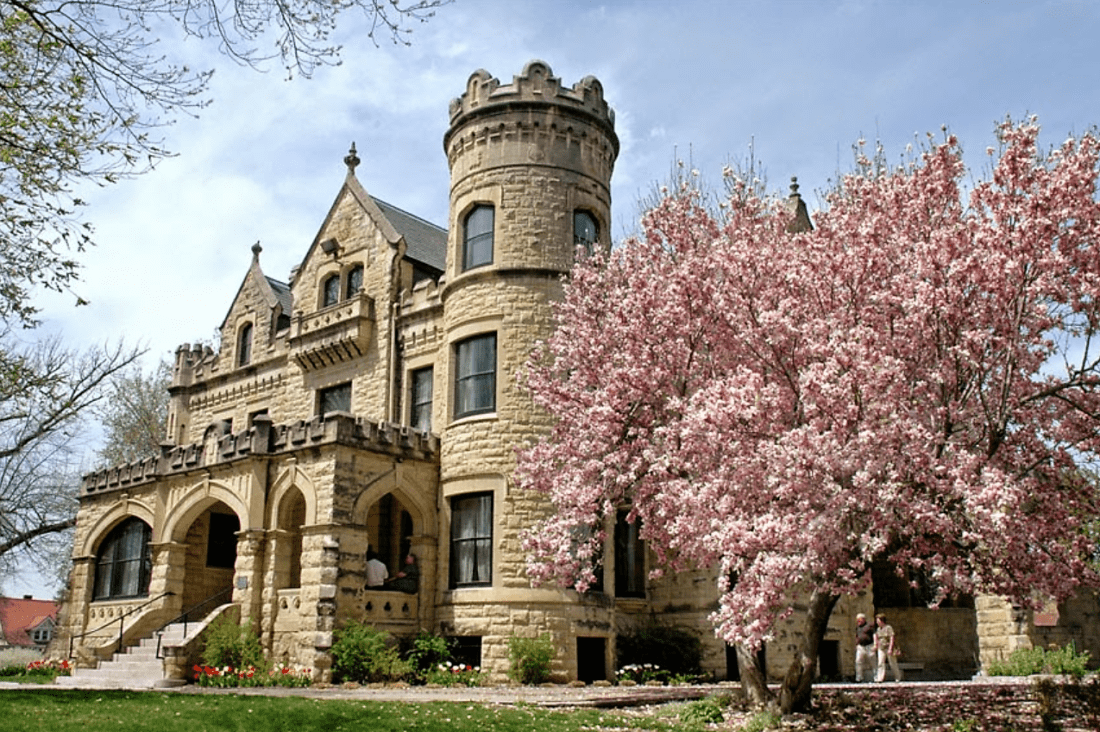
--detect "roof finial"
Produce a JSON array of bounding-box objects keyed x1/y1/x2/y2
[
  {"x1": 789, "y1": 176, "x2": 800, "y2": 198},
  {"x1": 251, "y1": 241, "x2": 262, "y2": 262},
  {"x1": 344, "y1": 142, "x2": 360, "y2": 175}
]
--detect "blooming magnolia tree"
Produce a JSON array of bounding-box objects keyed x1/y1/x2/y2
[{"x1": 517, "y1": 120, "x2": 1100, "y2": 713}]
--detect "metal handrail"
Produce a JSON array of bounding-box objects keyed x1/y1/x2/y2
[
  {"x1": 154, "y1": 586, "x2": 235, "y2": 659},
  {"x1": 68, "y1": 591, "x2": 174, "y2": 659}
]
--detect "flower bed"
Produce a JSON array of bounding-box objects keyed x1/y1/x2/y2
[{"x1": 192, "y1": 664, "x2": 312, "y2": 688}]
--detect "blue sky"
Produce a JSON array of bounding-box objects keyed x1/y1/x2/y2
[{"x1": 6, "y1": 0, "x2": 1100, "y2": 598}]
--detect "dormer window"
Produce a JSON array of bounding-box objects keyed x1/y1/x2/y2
[
  {"x1": 237, "y1": 322, "x2": 253, "y2": 367},
  {"x1": 574, "y1": 210, "x2": 598, "y2": 256},
  {"x1": 322, "y1": 274, "x2": 340, "y2": 307},
  {"x1": 463, "y1": 205, "x2": 494, "y2": 271},
  {"x1": 346, "y1": 265, "x2": 364, "y2": 299}
]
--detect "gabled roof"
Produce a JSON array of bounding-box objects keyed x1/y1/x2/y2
[
  {"x1": 0, "y1": 596, "x2": 58, "y2": 647},
  {"x1": 266, "y1": 276, "x2": 292, "y2": 317},
  {"x1": 294, "y1": 152, "x2": 447, "y2": 287},
  {"x1": 372, "y1": 197, "x2": 446, "y2": 273},
  {"x1": 218, "y1": 244, "x2": 290, "y2": 331}
]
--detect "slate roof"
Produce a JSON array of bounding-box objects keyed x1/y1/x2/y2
[
  {"x1": 0, "y1": 596, "x2": 58, "y2": 647},
  {"x1": 372, "y1": 197, "x2": 447, "y2": 274},
  {"x1": 266, "y1": 277, "x2": 293, "y2": 316}
]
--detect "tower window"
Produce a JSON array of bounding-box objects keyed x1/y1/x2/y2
[
  {"x1": 450, "y1": 492, "x2": 492, "y2": 587},
  {"x1": 463, "y1": 205, "x2": 494, "y2": 271},
  {"x1": 454, "y1": 333, "x2": 496, "y2": 418},
  {"x1": 322, "y1": 273, "x2": 340, "y2": 307},
  {"x1": 237, "y1": 322, "x2": 253, "y2": 367},
  {"x1": 574, "y1": 210, "x2": 598, "y2": 255}
]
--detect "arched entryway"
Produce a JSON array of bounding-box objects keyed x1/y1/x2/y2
[
  {"x1": 365, "y1": 492, "x2": 413, "y2": 581},
  {"x1": 273, "y1": 487, "x2": 306, "y2": 591},
  {"x1": 179, "y1": 501, "x2": 240, "y2": 611}
]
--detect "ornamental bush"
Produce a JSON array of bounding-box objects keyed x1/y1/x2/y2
[
  {"x1": 507, "y1": 633, "x2": 555, "y2": 685},
  {"x1": 201, "y1": 616, "x2": 266, "y2": 671},
  {"x1": 987, "y1": 643, "x2": 1091, "y2": 679},
  {"x1": 331, "y1": 621, "x2": 410, "y2": 683},
  {"x1": 405, "y1": 630, "x2": 453, "y2": 677}
]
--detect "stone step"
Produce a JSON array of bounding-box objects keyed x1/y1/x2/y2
[{"x1": 57, "y1": 622, "x2": 195, "y2": 689}]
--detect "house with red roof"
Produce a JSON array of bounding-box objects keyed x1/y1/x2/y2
[{"x1": 0, "y1": 596, "x2": 59, "y2": 650}]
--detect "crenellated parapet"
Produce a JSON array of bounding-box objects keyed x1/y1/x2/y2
[
  {"x1": 443, "y1": 60, "x2": 618, "y2": 186},
  {"x1": 171, "y1": 342, "x2": 217, "y2": 389},
  {"x1": 447, "y1": 59, "x2": 615, "y2": 139},
  {"x1": 81, "y1": 413, "x2": 439, "y2": 497}
]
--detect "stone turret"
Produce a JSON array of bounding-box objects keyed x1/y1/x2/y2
[{"x1": 434, "y1": 61, "x2": 619, "y2": 682}]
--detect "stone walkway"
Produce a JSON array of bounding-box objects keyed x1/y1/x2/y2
[{"x1": 2, "y1": 679, "x2": 1001, "y2": 708}]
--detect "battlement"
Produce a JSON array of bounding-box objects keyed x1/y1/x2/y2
[
  {"x1": 445, "y1": 60, "x2": 617, "y2": 149},
  {"x1": 81, "y1": 413, "x2": 439, "y2": 496}
]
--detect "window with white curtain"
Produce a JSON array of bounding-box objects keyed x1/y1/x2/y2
[
  {"x1": 450, "y1": 492, "x2": 492, "y2": 588},
  {"x1": 410, "y1": 366, "x2": 433, "y2": 432}
]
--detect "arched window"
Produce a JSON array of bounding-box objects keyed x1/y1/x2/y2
[
  {"x1": 463, "y1": 205, "x2": 494, "y2": 271},
  {"x1": 574, "y1": 210, "x2": 598, "y2": 255},
  {"x1": 93, "y1": 518, "x2": 152, "y2": 600},
  {"x1": 237, "y1": 322, "x2": 253, "y2": 367},
  {"x1": 345, "y1": 265, "x2": 363, "y2": 299},
  {"x1": 321, "y1": 273, "x2": 340, "y2": 307}
]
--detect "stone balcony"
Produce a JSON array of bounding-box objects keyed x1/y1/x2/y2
[{"x1": 289, "y1": 293, "x2": 375, "y2": 371}]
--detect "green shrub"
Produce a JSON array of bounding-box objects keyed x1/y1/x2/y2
[
  {"x1": 679, "y1": 695, "x2": 727, "y2": 727},
  {"x1": 331, "y1": 621, "x2": 410, "y2": 683},
  {"x1": 987, "y1": 643, "x2": 1091, "y2": 679},
  {"x1": 617, "y1": 621, "x2": 703, "y2": 678},
  {"x1": 507, "y1": 634, "x2": 555, "y2": 685},
  {"x1": 406, "y1": 630, "x2": 453, "y2": 677},
  {"x1": 739, "y1": 710, "x2": 781, "y2": 732},
  {"x1": 201, "y1": 616, "x2": 266, "y2": 671}
]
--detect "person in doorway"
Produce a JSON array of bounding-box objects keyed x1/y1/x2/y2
[
  {"x1": 874, "y1": 613, "x2": 902, "y2": 682},
  {"x1": 365, "y1": 547, "x2": 388, "y2": 588},
  {"x1": 854, "y1": 612, "x2": 876, "y2": 682},
  {"x1": 389, "y1": 553, "x2": 419, "y2": 593}
]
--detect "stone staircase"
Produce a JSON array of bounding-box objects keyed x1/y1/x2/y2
[{"x1": 57, "y1": 623, "x2": 189, "y2": 689}]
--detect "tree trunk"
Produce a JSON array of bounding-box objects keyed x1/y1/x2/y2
[
  {"x1": 777, "y1": 588, "x2": 839, "y2": 715},
  {"x1": 735, "y1": 643, "x2": 774, "y2": 709}
]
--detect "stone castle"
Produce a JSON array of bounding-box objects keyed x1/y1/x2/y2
[{"x1": 61, "y1": 61, "x2": 1098, "y2": 685}]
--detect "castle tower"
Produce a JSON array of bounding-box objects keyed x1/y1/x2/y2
[{"x1": 436, "y1": 61, "x2": 618, "y2": 680}]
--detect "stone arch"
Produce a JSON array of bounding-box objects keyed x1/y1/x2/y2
[
  {"x1": 78, "y1": 499, "x2": 156, "y2": 557},
  {"x1": 351, "y1": 469, "x2": 437, "y2": 580},
  {"x1": 162, "y1": 479, "x2": 251, "y2": 544},
  {"x1": 267, "y1": 465, "x2": 318, "y2": 529},
  {"x1": 351, "y1": 471, "x2": 434, "y2": 538}
]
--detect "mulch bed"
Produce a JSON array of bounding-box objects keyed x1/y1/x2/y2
[{"x1": 770, "y1": 680, "x2": 1100, "y2": 731}]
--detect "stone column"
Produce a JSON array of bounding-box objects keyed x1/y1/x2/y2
[
  {"x1": 975, "y1": 594, "x2": 1031, "y2": 674},
  {"x1": 150, "y1": 541, "x2": 187, "y2": 619},
  {"x1": 233, "y1": 529, "x2": 267, "y2": 629}
]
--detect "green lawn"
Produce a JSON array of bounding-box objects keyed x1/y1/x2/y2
[{"x1": 0, "y1": 689, "x2": 674, "y2": 732}]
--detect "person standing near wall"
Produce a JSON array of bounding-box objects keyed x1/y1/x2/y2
[
  {"x1": 874, "y1": 613, "x2": 901, "y2": 682},
  {"x1": 855, "y1": 613, "x2": 876, "y2": 682}
]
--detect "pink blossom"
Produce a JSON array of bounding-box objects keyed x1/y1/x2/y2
[{"x1": 519, "y1": 119, "x2": 1100, "y2": 652}]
